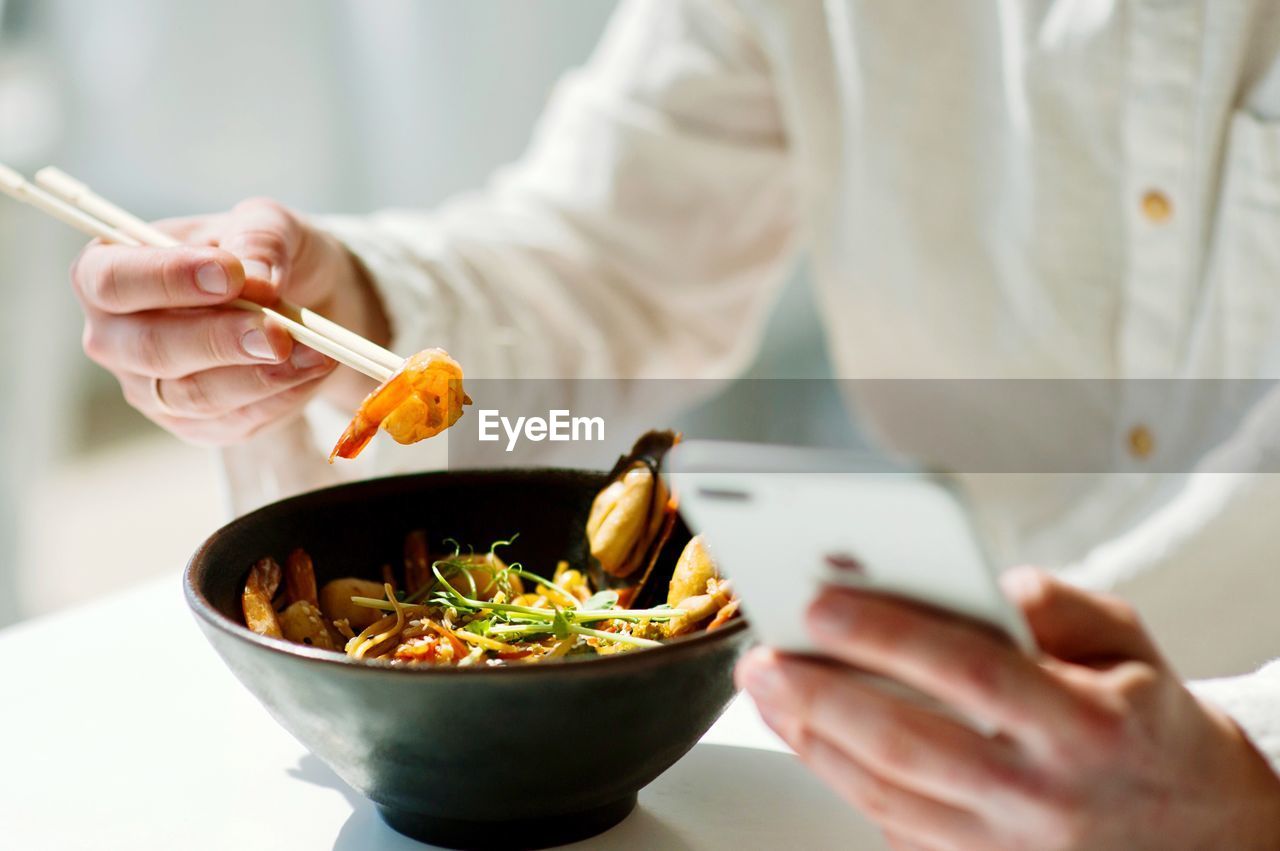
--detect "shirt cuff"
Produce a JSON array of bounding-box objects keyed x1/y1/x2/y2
[
  {"x1": 314, "y1": 213, "x2": 454, "y2": 358},
  {"x1": 217, "y1": 413, "x2": 344, "y2": 518}
]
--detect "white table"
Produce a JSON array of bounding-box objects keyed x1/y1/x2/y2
[{"x1": 0, "y1": 580, "x2": 886, "y2": 850}]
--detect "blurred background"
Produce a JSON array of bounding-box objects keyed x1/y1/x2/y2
[
  {"x1": 0, "y1": 0, "x2": 840, "y2": 626},
  {"x1": 0, "y1": 1, "x2": 1272, "y2": 689}
]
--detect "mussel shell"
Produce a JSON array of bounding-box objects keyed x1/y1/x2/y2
[
  {"x1": 587, "y1": 429, "x2": 681, "y2": 602},
  {"x1": 601, "y1": 429, "x2": 680, "y2": 483}
]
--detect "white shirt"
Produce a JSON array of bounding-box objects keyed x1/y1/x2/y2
[{"x1": 223, "y1": 0, "x2": 1280, "y2": 770}]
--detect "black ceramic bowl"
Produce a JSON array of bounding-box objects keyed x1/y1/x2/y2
[{"x1": 185, "y1": 469, "x2": 751, "y2": 850}]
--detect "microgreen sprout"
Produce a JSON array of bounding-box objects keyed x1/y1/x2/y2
[{"x1": 352, "y1": 535, "x2": 678, "y2": 656}]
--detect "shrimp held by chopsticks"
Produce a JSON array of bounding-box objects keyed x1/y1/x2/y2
[{"x1": 330, "y1": 348, "x2": 472, "y2": 461}]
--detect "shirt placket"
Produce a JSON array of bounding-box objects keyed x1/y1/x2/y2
[
  {"x1": 1117, "y1": 0, "x2": 1204, "y2": 471},
  {"x1": 1120, "y1": 0, "x2": 1204, "y2": 379}
]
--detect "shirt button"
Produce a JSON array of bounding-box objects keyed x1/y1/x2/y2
[
  {"x1": 1127, "y1": 424, "x2": 1155, "y2": 460},
  {"x1": 1141, "y1": 190, "x2": 1173, "y2": 223}
]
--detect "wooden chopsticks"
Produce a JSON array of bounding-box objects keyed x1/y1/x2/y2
[{"x1": 0, "y1": 162, "x2": 401, "y2": 383}]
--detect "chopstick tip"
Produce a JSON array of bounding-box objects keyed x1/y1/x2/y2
[
  {"x1": 34, "y1": 166, "x2": 85, "y2": 196},
  {"x1": 0, "y1": 162, "x2": 26, "y2": 192}
]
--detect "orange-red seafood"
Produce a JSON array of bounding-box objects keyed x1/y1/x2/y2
[
  {"x1": 285, "y1": 548, "x2": 319, "y2": 608},
  {"x1": 242, "y1": 557, "x2": 283, "y2": 638},
  {"x1": 330, "y1": 347, "x2": 472, "y2": 461}
]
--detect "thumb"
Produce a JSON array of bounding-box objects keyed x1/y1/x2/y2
[
  {"x1": 1001, "y1": 566, "x2": 1164, "y2": 666},
  {"x1": 216, "y1": 197, "x2": 305, "y2": 305}
]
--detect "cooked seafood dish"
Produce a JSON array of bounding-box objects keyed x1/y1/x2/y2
[
  {"x1": 330, "y1": 347, "x2": 471, "y2": 461},
  {"x1": 244, "y1": 432, "x2": 742, "y2": 665}
]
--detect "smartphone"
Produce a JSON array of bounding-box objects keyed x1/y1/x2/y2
[{"x1": 664, "y1": 440, "x2": 1035, "y2": 655}]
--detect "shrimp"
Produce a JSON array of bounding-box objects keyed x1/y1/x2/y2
[
  {"x1": 329, "y1": 347, "x2": 472, "y2": 461},
  {"x1": 285, "y1": 548, "x2": 319, "y2": 608},
  {"x1": 705, "y1": 598, "x2": 740, "y2": 632},
  {"x1": 242, "y1": 557, "x2": 284, "y2": 638}
]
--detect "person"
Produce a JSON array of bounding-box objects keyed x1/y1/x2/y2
[{"x1": 66, "y1": 1, "x2": 1280, "y2": 846}]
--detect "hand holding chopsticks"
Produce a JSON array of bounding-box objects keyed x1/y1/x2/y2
[{"x1": 0, "y1": 162, "x2": 402, "y2": 383}]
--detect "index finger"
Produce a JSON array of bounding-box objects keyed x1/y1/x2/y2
[
  {"x1": 71, "y1": 243, "x2": 246, "y2": 314},
  {"x1": 215, "y1": 198, "x2": 307, "y2": 301},
  {"x1": 149, "y1": 215, "x2": 226, "y2": 244},
  {"x1": 806, "y1": 589, "x2": 1093, "y2": 744}
]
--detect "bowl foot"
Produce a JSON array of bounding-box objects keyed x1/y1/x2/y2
[{"x1": 377, "y1": 794, "x2": 638, "y2": 850}]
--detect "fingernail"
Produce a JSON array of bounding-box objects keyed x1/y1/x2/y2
[
  {"x1": 290, "y1": 345, "x2": 328, "y2": 370},
  {"x1": 241, "y1": 259, "x2": 274, "y2": 283},
  {"x1": 241, "y1": 328, "x2": 278, "y2": 361},
  {"x1": 196, "y1": 263, "x2": 229, "y2": 295}
]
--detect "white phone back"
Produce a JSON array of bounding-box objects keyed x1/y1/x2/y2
[{"x1": 665, "y1": 441, "x2": 1034, "y2": 654}]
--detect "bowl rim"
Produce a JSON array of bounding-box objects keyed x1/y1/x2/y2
[{"x1": 184, "y1": 467, "x2": 751, "y2": 678}]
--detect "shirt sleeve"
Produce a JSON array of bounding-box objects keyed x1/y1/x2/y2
[
  {"x1": 325, "y1": 0, "x2": 795, "y2": 383},
  {"x1": 219, "y1": 0, "x2": 798, "y2": 514}
]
